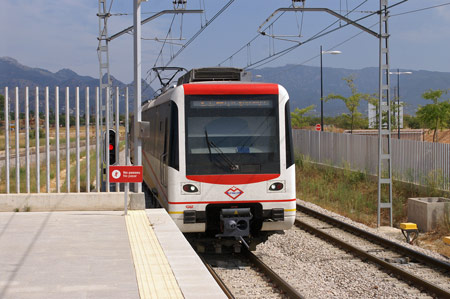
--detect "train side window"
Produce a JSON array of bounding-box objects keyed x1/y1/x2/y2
[
  {"x1": 285, "y1": 100, "x2": 294, "y2": 168},
  {"x1": 150, "y1": 108, "x2": 157, "y2": 156},
  {"x1": 168, "y1": 101, "x2": 179, "y2": 170}
]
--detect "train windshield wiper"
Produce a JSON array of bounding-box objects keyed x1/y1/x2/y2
[{"x1": 205, "y1": 130, "x2": 239, "y2": 171}]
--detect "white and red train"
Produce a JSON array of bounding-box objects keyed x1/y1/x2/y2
[{"x1": 130, "y1": 68, "x2": 296, "y2": 250}]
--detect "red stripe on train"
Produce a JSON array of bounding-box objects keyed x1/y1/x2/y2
[
  {"x1": 168, "y1": 198, "x2": 296, "y2": 205},
  {"x1": 183, "y1": 83, "x2": 278, "y2": 95},
  {"x1": 186, "y1": 174, "x2": 279, "y2": 185}
]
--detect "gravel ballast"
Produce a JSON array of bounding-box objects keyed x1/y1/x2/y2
[{"x1": 253, "y1": 199, "x2": 448, "y2": 298}]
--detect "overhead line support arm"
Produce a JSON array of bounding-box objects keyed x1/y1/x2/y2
[
  {"x1": 109, "y1": 9, "x2": 203, "y2": 41},
  {"x1": 259, "y1": 8, "x2": 380, "y2": 38}
]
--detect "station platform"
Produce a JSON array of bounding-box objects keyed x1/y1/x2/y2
[{"x1": 0, "y1": 209, "x2": 226, "y2": 299}]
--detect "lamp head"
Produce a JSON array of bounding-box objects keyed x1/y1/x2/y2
[{"x1": 322, "y1": 50, "x2": 342, "y2": 55}]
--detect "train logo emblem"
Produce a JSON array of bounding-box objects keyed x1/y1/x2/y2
[
  {"x1": 225, "y1": 187, "x2": 244, "y2": 200},
  {"x1": 111, "y1": 170, "x2": 121, "y2": 179}
]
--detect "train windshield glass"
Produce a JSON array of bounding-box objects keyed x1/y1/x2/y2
[{"x1": 185, "y1": 94, "x2": 279, "y2": 175}]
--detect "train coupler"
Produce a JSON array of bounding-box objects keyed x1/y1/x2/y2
[{"x1": 216, "y1": 208, "x2": 253, "y2": 239}]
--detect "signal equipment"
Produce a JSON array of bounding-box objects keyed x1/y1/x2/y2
[{"x1": 104, "y1": 129, "x2": 117, "y2": 165}]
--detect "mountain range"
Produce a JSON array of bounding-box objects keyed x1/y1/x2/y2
[
  {"x1": 253, "y1": 64, "x2": 450, "y2": 116},
  {"x1": 1, "y1": 56, "x2": 450, "y2": 116},
  {"x1": 0, "y1": 57, "x2": 155, "y2": 114}
]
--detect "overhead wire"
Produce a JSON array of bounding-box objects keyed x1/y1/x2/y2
[
  {"x1": 219, "y1": 0, "x2": 369, "y2": 69},
  {"x1": 307, "y1": 0, "x2": 369, "y2": 43},
  {"x1": 391, "y1": 2, "x2": 450, "y2": 17},
  {"x1": 152, "y1": 14, "x2": 177, "y2": 69},
  {"x1": 217, "y1": 6, "x2": 292, "y2": 66},
  {"x1": 141, "y1": 13, "x2": 178, "y2": 90},
  {"x1": 244, "y1": 0, "x2": 372, "y2": 70},
  {"x1": 245, "y1": 0, "x2": 417, "y2": 70},
  {"x1": 162, "y1": 0, "x2": 235, "y2": 68},
  {"x1": 143, "y1": 0, "x2": 236, "y2": 93},
  {"x1": 249, "y1": 1, "x2": 450, "y2": 72},
  {"x1": 132, "y1": 0, "x2": 450, "y2": 93}
]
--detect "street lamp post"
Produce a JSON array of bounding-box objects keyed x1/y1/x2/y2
[
  {"x1": 320, "y1": 46, "x2": 342, "y2": 131},
  {"x1": 389, "y1": 69, "x2": 412, "y2": 139}
]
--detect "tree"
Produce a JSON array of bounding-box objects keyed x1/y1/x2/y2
[
  {"x1": 416, "y1": 89, "x2": 450, "y2": 142},
  {"x1": 404, "y1": 115, "x2": 421, "y2": 129},
  {"x1": 325, "y1": 76, "x2": 375, "y2": 133},
  {"x1": 291, "y1": 105, "x2": 315, "y2": 129}
]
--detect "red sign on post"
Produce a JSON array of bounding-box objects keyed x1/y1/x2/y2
[
  {"x1": 315, "y1": 124, "x2": 321, "y2": 131},
  {"x1": 110, "y1": 166, "x2": 143, "y2": 183}
]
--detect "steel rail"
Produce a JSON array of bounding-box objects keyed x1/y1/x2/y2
[
  {"x1": 243, "y1": 248, "x2": 305, "y2": 299},
  {"x1": 296, "y1": 204, "x2": 450, "y2": 272},
  {"x1": 199, "y1": 256, "x2": 235, "y2": 299},
  {"x1": 294, "y1": 218, "x2": 450, "y2": 298}
]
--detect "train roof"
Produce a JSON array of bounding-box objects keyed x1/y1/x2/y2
[{"x1": 177, "y1": 67, "x2": 243, "y2": 85}]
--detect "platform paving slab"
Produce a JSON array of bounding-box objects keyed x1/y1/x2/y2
[{"x1": 0, "y1": 211, "x2": 139, "y2": 299}]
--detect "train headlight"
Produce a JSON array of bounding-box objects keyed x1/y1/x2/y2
[
  {"x1": 181, "y1": 183, "x2": 200, "y2": 194},
  {"x1": 268, "y1": 181, "x2": 285, "y2": 192}
]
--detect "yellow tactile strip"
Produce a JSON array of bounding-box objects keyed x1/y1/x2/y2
[{"x1": 125, "y1": 210, "x2": 184, "y2": 299}]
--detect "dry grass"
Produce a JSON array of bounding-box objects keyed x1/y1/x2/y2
[
  {"x1": 0, "y1": 126, "x2": 126, "y2": 194},
  {"x1": 296, "y1": 155, "x2": 450, "y2": 258}
]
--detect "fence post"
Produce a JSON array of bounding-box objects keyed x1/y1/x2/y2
[
  {"x1": 96, "y1": 87, "x2": 100, "y2": 192},
  {"x1": 25, "y1": 87, "x2": 30, "y2": 193},
  {"x1": 105, "y1": 87, "x2": 110, "y2": 192},
  {"x1": 55, "y1": 87, "x2": 60, "y2": 193},
  {"x1": 15, "y1": 87, "x2": 20, "y2": 193},
  {"x1": 5, "y1": 87, "x2": 10, "y2": 193},
  {"x1": 35, "y1": 87, "x2": 40, "y2": 193},
  {"x1": 45, "y1": 87, "x2": 50, "y2": 193},
  {"x1": 86, "y1": 87, "x2": 90, "y2": 192},
  {"x1": 124, "y1": 87, "x2": 129, "y2": 214},
  {"x1": 76, "y1": 87, "x2": 80, "y2": 192},
  {"x1": 66, "y1": 87, "x2": 70, "y2": 193}
]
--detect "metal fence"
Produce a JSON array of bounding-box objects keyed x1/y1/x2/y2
[
  {"x1": 293, "y1": 130, "x2": 450, "y2": 191},
  {"x1": 1, "y1": 86, "x2": 128, "y2": 194}
]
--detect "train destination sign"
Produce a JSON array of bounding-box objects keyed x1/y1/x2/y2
[
  {"x1": 191, "y1": 99, "x2": 272, "y2": 109},
  {"x1": 110, "y1": 166, "x2": 143, "y2": 183}
]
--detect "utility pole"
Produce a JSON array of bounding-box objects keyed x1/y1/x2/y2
[
  {"x1": 256, "y1": 0, "x2": 409, "y2": 227},
  {"x1": 97, "y1": 0, "x2": 114, "y2": 190},
  {"x1": 320, "y1": 47, "x2": 341, "y2": 132},
  {"x1": 389, "y1": 69, "x2": 412, "y2": 140},
  {"x1": 133, "y1": 0, "x2": 143, "y2": 193},
  {"x1": 377, "y1": 0, "x2": 393, "y2": 227},
  {"x1": 103, "y1": 2, "x2": 202, "y2": 193}
]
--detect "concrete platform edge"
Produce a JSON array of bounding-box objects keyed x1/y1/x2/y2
[
  {"x1": 146, "y1": 209, "x2": 227, "y2": 299},
  {"x1": 0, "y1": 192, "x2": 145, "y2": 212}
]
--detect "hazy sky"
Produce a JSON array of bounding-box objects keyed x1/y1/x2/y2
[{"x1": 1, "y1": 0, "x2": 450, "y2": 89}]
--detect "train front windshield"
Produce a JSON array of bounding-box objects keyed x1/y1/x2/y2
[{"x1": 185, "y1": 94, "x2": 279, "y2": 175}]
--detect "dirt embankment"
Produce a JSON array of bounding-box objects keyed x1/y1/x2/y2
[{"x1": 423, "y1": 129, "x2": 450, "y2": 144}]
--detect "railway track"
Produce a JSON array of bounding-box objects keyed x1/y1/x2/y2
[
  {"x1": 296, "y1": 203, "x2": 450, "y2": 298},
  {"x1": 201, "y1": 249, "x2": 304, "y2": 299}
]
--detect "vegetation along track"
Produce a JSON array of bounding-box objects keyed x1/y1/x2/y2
[
  {"x1": 200, "y1": 248, "x2": 304, "y2": 299},
  {"x1": 296, "y1": 203, "x2": 450, "y2": 298}
]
